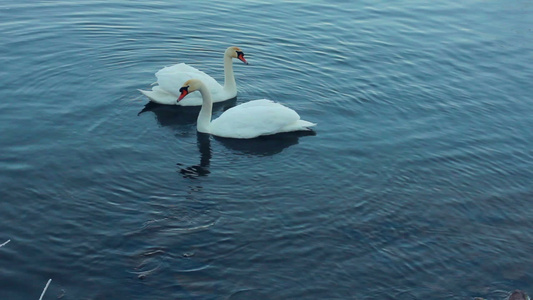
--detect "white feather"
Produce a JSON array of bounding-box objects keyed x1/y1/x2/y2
[{"x1": 181, "y1": 80, "x2": 316, "y2": 139}]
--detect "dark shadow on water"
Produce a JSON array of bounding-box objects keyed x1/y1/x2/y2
[
  {"x1": 214, "y1": 130, "x2": 316, "y2": 157},
  {"x1": 177, "y1": 130, "x2": 316, "y2": 179},
  {"x1": 177, "y1": 132, "x2": 212, "y2": 179},
  {"x1": 138, "y1": 98, "x2": 237, "y2": 127}
]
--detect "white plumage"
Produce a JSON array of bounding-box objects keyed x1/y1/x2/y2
[
  {"x1": 178, "y1": 79, "x2": 316, "y2": 139},
  {"x1": 139, "y1": 46, "x2": 248, "y2": 106}
]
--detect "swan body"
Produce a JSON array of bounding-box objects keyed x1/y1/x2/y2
[
  {"x1": 139, "y1": 46, "x2": 248, "y2": 106},
  {"x1": 178, "y1": 79, "x2": 316, "y2": 139}
]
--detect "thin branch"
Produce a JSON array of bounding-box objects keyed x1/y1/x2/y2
[
  {"x1": 39, "y1": 279, "x2": 52, "y2": 300},
  {"x1": 0, "y1": 239, "x2": 10, "y2": 248}
]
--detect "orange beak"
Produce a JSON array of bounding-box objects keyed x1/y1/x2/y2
[
  {"x1": 177, "y1": 86, "x2": 189, "y2": 102},
  {"x1": 237, "y1": 52, "x2": 248, "y2": 65}
]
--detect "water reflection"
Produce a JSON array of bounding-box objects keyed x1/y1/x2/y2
[
  {"x1": 176, "y1": 131, "x2": 315, "y2": 179},
  {"x1": 215, "y1": 130, "x2": 316, "y2": 156},
  {"x1": 178, "y1": 133, "x2": 212, "y2": 179},
  {"x1": 138, "y1": 99, "x2": 237, "y2": 127}
]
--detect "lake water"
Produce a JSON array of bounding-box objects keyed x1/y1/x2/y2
[{"x1": 1, "y1": 1, "x2": 532, "y2": 299}]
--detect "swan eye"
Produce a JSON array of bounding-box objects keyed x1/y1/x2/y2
[
  {"x1": 235, "y1": 51, "x2": 248, "y2": 64},
  {"x1": 179, "y1": 86, "x2": 189, "y2": 93}
]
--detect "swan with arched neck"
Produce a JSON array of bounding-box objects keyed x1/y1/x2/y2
[
  {"x1": 177, "y1": 79, "x2": 316, "y2": 139},
  {"x1": 139, "y1": 46, "x2": 248, "y2": 106}
]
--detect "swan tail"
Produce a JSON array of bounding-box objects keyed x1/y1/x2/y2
[
  {"x1": 278, "y1": 120, "x2": 316, "y2": 133},
  {"x1": 138, "y1": 88, "x2": 179, "y2": 105},
  {"x1": 298, "y1": 120, "x2": 317, "y2": 129},
  {"x1": 138, "y1": 89, "x2": 156, "y2": 99}
]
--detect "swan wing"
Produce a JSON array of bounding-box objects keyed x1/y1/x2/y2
[
  {"x1": 211, "y1": 99, "x2": 313, "y2": 138},
  {"x1": 141, "y1": 63, "x2": 227, "y2": 106},
  {"x1": 138, "y1": 87, "x2": 178, "y2": 105},
  {"x1": 156, "y1": 63, "x2": 223, "y2": 96},
  {"x1": 231, "y1": 99, "x2": 277, "y2": 109}
]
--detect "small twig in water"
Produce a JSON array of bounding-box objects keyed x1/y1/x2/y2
[
  {"x1": 0, "y1": 239, "x2": 11, "y2": 248},
  {"x1": 39, "y1": 279, "x2": 52, "y2": 300}
]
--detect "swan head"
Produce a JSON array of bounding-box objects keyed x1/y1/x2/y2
[
  {"x1": 225, "y1": 46, "x2": 248, "y2": 65},
  {"x1": 178, "y1": 79, "x2": 203, "y2": 102}
]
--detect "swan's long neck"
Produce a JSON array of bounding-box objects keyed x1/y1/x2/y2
[
  {"x1": 223, "y1": 55, "x2": 237, "y2": 95},
  {"x1": 197, "y1": 84, "x2": 213, "y2": 134}
]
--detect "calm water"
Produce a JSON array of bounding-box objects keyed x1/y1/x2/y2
[{"x1": 1, "y1": 1, "x2": 532, "y2": 299}]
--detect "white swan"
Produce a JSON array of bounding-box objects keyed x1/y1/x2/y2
[
  {"x1": 177, "y1": 79, "x2": 316, "y2": 139},
  {"x1": 139, "y1": 46, "x2": 248, "y2": 106}
]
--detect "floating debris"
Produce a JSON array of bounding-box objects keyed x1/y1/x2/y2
[
  {"x1": 509, "y1": 290, "x2": 529, "y2": 300},
  {"x1": 38, "y1": 279, "x2": 52, "y2": 300}
]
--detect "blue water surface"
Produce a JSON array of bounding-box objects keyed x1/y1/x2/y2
[{"x1": 1, "y1": 1, "x2": 532, "y2": 299}]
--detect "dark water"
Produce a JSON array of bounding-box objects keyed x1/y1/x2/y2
[{"x1": 1, "y1": 1, "x2": 532, "y2": 299}]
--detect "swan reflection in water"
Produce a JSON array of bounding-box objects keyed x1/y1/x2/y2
[
  {"x1": 214, "y1": 130, "x2": 315, "y2": 156},
  {"x1": 178, "y1": 132, "x2": 212, "y2": 179},
  {"x1": 138, "y1": 98, "x2": 237, "y2": 127},
  {"x1": 177, "y1": 130, "x2": 315, "y2": 179}
]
